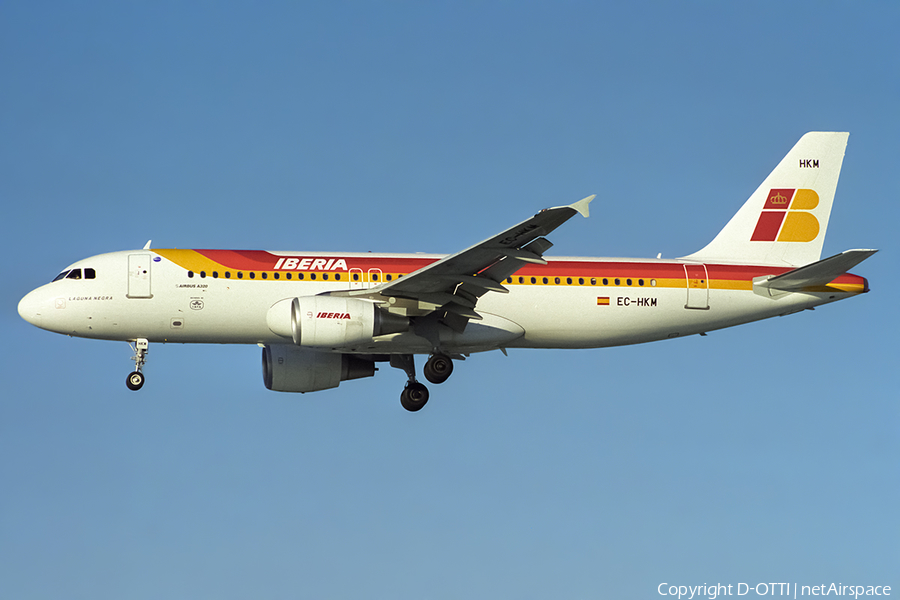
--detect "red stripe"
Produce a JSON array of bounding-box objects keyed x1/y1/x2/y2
[
  {"x1": 192, "y1": 250, "x2": 438, "y2": 272},
  {"x1": 184, "y1": 250, "x2": 866, "y2": 288}
]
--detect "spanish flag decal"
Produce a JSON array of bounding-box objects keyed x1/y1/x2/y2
[{"x1": 597, "y1": 297, "x2": 610, "y2": 305}]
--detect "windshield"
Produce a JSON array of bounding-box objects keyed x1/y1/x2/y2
[{"x1": 51, "y1": 268, "x2": 95, "y2": 282}]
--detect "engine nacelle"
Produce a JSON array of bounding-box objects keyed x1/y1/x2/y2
[
  {"x1": 267, "y1": 295, "x2": 408, "y2": 348},
  {"x1": 262, "y1": 344, "x2": 376, "y2": 393}
]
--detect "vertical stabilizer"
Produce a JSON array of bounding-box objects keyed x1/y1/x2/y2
[{"x1": 684, "y1": 132, "x2": 849, "y2": 267}]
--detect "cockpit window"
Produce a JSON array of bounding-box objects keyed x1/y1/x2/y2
[{"x1": 51, "y1": 267, "x2": 95, "y2": 282}]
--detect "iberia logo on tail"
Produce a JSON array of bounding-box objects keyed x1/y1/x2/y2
[{"x1": 751, "y1": 189, "x2": 820, "y2": 242}]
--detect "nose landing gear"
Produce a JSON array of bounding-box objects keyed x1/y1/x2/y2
[{"x1": 126, "y1": 338, "x2": 149, "y2": 391}]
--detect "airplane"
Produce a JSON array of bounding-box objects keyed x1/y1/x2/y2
[{"x1": 18, "y1": 132, "x2": 875, "y2": 411}]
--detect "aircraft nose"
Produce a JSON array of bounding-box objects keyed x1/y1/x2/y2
[{"x1": 18, "y1": 288, "x2": 44, "y2": 328}]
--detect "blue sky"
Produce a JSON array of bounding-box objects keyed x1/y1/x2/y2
[{"x1": 2, "y1": 2, "x2": 897, "y2": 598}]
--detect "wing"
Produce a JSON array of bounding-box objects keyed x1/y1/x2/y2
[{"x1": 330, "y1": 195, "x2": 594, "y2": 332}]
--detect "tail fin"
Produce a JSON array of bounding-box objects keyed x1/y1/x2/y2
[{"x1": 685, "y1": 132, "x2": 849, "y2": 267}]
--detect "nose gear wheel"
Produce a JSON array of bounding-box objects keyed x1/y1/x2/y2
[
  {"x1": 126, "y1": 339, "x2": 149, "y2": 391},
  {"x1": 126, "y1": 371, "x2": 145, "y2": 391}
]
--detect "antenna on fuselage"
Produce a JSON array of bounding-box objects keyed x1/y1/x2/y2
[{"x1": 143, "y1": 240, "x2": 152, "y2": 250}]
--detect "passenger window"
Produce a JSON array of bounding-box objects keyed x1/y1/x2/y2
[
  {"x1": 626, "y1": 278, "x2": 632, "y2": 286},
  {"x1": 385, "y1": 274, "x2": 391, "y2": 281},
  {"x1": 273, "y1": 273, "x2": 279, "y2": 280},
  {"x1": 614, "y1": 278, "x2": 620, "y2": 285},
  {"x1": 298, "y1": 273, "x2": 304, "y2": 280},
  {"x1": 334, "y1": 273, "x2": 340, "y2": 281},
  {"x1": 237, "y1": 272, "x2": 243, "y2": 279},
  {"x1": 323, "y1": 273, "x2": 329, "y2": 280},
  {"x1": 212, "y1": 271, "x2": 219, "y2": 278},
  {"x1": 84, "y1": 268, "x2": 96, "y2": 279},
  {"x1": 310, "y1": 273, "x2": 316, "y2": 280},
  {"x1": 285, "y1": 273, "x2": 291, "y2": 280},
  {"x1": 353, "y1": 273, "x2": 359, "y2": 281},
  {"x1": 542, "y1": 277, "x2": 548, "y2": 284},
  {"x1": 554, "y1": 277, "x2": 560, "y2": 284},
  {"x1": 249, "y1": 272, "x2": 255, "y2": 279},
  {"x1": 578, "y1": 278, "x2": 584, "y2": 285},
  {"x1": 602, "y1": 278, "x2": 608, "y2": 285},
  {"x1": 591, "y1": 278, "x2": 596, "y2": 285},
  {"x1": 261, "y1": 272, "x2": 267, "y2": 279},
  {"x1": 225, "y1": 272, "x2": 231, "y2": 279},
  {"x1": 200, "y1": 271, "x2": 206, "y2": 278},
  {"x1": 530, "y1": 277, "x2": 536, "y2": 284},
  {"x1": 518, "y1": 277, "x2": 524, "y2": 284},
  {"x1": 566, "y1": 277, "x2": 572, "y2": 285},
  {"x1": 638, "y1": 279, "x2": 644, "y2": 286}
]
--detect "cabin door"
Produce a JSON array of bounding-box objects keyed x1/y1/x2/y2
[{"x1": 127, "y1": 254, "x2": 153, "y2": 298}]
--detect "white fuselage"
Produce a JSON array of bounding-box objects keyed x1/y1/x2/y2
[{"x1": 17, "y1": 249, "x2": 866, "y2": 355}]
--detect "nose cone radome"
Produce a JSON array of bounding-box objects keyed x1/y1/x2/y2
[{"x1": 18, "y1": 288, "x2": 44, "y2": 328}]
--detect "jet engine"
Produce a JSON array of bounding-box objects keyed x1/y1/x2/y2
[
  {"x1": 262, "y1": 344, "x2": 376, "y2": 393},
  {"x1": 266, "y1": 296, "x2": 409, "y2": 348}
]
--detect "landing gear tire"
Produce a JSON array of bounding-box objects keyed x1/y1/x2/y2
[
  {"x1": 126, "y1": 339, "x2": 149, "y2": 391},
  {"x1": 126, "y1": 371, "x2": 145, "y2": 391},
  {"x1": 400, "y1": 381, "x2": 429, "y2": 412},
  {"x1": 423, "y1": 353, "x2": 453, "y2": 384}
]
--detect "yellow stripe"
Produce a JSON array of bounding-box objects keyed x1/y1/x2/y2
[
  {"x1": 500, "y1": 276, "x2": 753, "y2": 290},
  {"x1": 710, "y1": 279, "x2": 753, "y2": 291},
  {"x1": 154, "y1": 249, "x2": 218, "y2": 272},
  {"x1": 804, "y1": 283, "x2": 867, "y2": 294}
]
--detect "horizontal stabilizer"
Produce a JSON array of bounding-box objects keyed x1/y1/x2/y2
[{"x1": 755, "y1": 249, "x2": 877, "y2": 292}]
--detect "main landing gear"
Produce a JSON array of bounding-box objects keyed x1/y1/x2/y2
[
  {"x1": 423, "y1": 353, "x2": 453, "y2": 384},
  {"x1": 400, "y1": 381, "x2": 429, "y2": 412},
  {"x1": 391, "y1": 353, "x2": 454, "y2": 412},
  {"x1": 126, "y1": 338, "x2": 149, "y2": 391}
]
